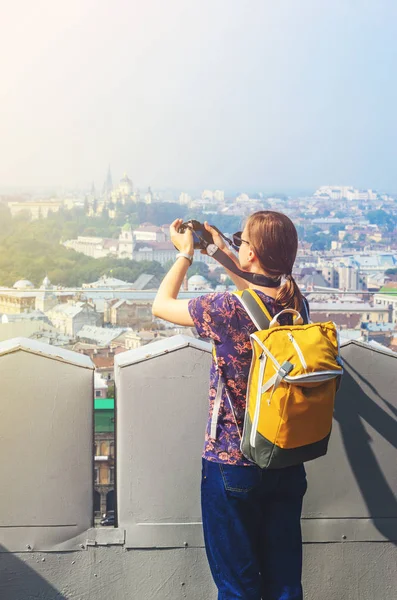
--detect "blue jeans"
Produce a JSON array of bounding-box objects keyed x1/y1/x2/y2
[{"x1": 201, "y1": 458, "x2": 307, "y2": 600}]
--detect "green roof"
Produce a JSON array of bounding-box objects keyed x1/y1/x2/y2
[
  {"x1": 94, "y1": 398, "x2": 114, "y2": 410},
  {"x1": 378, "y1": 286, "x2": 397, "y2": 295}
]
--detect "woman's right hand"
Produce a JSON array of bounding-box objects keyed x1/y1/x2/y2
[
  {"x1": 202, "y1": 221, "x2": 229, "y2": 254},
  {"x1": 203, "y1": 221, "x2": 244, "y2": 283}
]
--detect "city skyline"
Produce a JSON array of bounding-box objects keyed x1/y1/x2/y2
[{"x1": 1, "y1": 1, "x2": 397, "y2": 191}]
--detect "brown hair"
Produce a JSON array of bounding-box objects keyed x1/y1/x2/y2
[{"x1": 245, "y1": 210, "x2": 304, "y2": 311}]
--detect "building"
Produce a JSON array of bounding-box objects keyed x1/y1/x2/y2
[
  {"x1": 179, "y1": 192, "x2": 192, "y2": 205},
  {"x1": 0, "y1": 281, "x2": 37, "y2": 314},
  {"x1": 352, "y1": 254, "x2": 397, "y2": 273},
  {"x1": 7, "y1": 200, "x2": 63, "y2": 220},
  {"x1": 35, "y1": 276, "x2": 58, "y2": 312},
  {"x1": 314, "y1": 186, "x2": 378, "y2": 202},
  {"x1": 188, "y1": 275, "x2": 212, "y2": 291},
  {"x1": 102, "y1": 165, "x2": 113, "y2": 196},
  {"x1": 118, "y1": 223, "x2": 134, "y2": 258},
  {"x1": 131, "y1": 274, "x2": 161, "y2": 290},
  {"x1": 63, "y1": 236, "x2": 119, "y2": 259},
  {"x1": 319, "y1": 261, "x2": 366, "y2": 291},
  {"x1": 321, "y1": 265, "x2": 339, "y2": 288},
  {"x1": 144, "y1": 187, "x2": 153, "y2": 204},
  {"x1": 361, "y1": 322, "x2": 397, "y2": 348},
  {"x1": 124, "y1": 330, "x2": 159, "y2": 349},
  {"x1": 111, "y1": 173, "x2": 133, "y2": 204},
  {"x1": 213, "y1": 190, "x2": 225, "y2": 202},
  {"x1": 92, "y1": 354, "x2": 115, "y2": 383},
  {"x1": 338, "y1": 265, "x2": 366, "y2": 291},
  {"x1": 104, "y1": 299, "x2": 152, "y2": 327},
  {"x1": 46, "y1": 302, "x2": 101, "y2": 336},
  {"x1": 94, "y1": 372, "x2": 108, "y2": 399},
  {"x1": 63, "y1": 223, "x2": 216, "y2": 266},
  {"x1": 13, "y1": 279, "x2": 35, "y2": 290},
  {"x1": 133, "y1": 224, "x2": 166, "y2": 243},
  {"x1": 309, "y1": 301, "x2": 391, "y2": 328},
  {"x1": 77, "y1": 325, "x2": 126, "y2": 347},
  {"x1": 374, "y1": 284, "x2": 397, "y2": 323},
  {"x1": 94, "y1": 397, "x2": 115, "y2": 516},
  {"x1": 82, "y1": 275, "x2": 132, "y2": 290}
]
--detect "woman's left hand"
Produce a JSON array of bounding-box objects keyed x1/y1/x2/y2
[{"x1": 170, "y1": 218, "x2": 194, "y2": 254}]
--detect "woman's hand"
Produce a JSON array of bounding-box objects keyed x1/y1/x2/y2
[
  {"x1": 201, "y1": 221, "x2": 231, "y2": 255},
  {"x1": 170, "y1": 218, "x2": 194, "y2": 255}
]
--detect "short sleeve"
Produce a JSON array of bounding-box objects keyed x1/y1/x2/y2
[{"x1": 188, "y1": 292, "x2": 235, "y2": 342}]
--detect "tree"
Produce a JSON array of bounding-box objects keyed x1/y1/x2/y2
[
  {"x1": 329, "y1": 224, "x2": 341, "y2": 236},
  {"x1": 367, "y1": 209, "x2": 397, "y2": 232},
  {"x1": 188, "y1": 262, "x2": 210, "y2": 278}
]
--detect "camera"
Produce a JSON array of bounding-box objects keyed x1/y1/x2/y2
[{"x1": 177, "y1": 219, "x2": 215, "y2": 250}]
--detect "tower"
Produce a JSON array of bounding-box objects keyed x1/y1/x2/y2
[
  {"x1": 35, "y1": 276, "x2": 57, "y2": 313},
  {"x1": 102, "y1": 165, "x2": 113, "y2": 196},
  {"x1": 118, "y1": 223, "x2": 134, "y2": 259}
]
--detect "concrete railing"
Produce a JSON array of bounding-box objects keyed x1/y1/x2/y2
[{"x1": 1, "y1": 335, "x2": 396, "y2": 600}]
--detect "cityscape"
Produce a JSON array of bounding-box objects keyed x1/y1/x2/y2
[
  {"x1": 2, "y1": 1, "x2": 397, "y2": 598},
  {"x1": 1, "y1": 171, "x2": 397, "y2": 517}
]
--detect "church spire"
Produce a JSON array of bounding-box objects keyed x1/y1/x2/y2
[{"x1": 102, "y1": 165, "x2": 113, "y2": 195}]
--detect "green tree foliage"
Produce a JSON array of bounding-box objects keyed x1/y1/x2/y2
[
  {"x1": 329, "y1": 224, "x2": 342, "y2": 236},
  {"x1": 367, "y1": 209, "x2": 397, "y2": 232},
  {"x1": 188, "y1": 262, "x2": 210, "y2": 278},
  {"x1": 188, "y1": 212, "x2": 242, "y2": 235},
  {"x1": 0, "y1": 205, "x2": 165, "y2": 287},
  {"x1": 304, "y1": 226, "x2": 332, "y2": 251}
]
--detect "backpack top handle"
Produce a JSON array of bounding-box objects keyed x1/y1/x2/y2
[{"x1": 269, "y1": 309, "x2": 304, "y2": 328}]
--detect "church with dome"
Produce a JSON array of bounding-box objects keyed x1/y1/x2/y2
[
  {"x1": 0, "y1": 279, "x2": 37, "y2": 314},
  {"x1": 13, "y1": 279, "x2": 35, "y2": 290},
  {"x1": 187, "y1": 275, "x2": 212, "y2": 292},
  {"x1": 86, "y1": 169, "x2": 156, "y2": 218}
]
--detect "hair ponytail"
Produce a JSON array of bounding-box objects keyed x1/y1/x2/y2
[
  {"x1": 246, "y1": 211, "x2": 305, "y2": 315},
  {"x1": 275, "y1": 274, "x2": 304, "y2": 312}
]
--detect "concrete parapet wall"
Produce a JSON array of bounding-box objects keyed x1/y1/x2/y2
[
  {"x1": 0, "y1": 338, "x2": 95, "y2": 552},
  {"x1": 1, "y1": 335, "x2": 396, "y2": 599}
]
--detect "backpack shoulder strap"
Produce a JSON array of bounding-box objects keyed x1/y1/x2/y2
[
  {"x1": 301, "y1": 297, "x2": 310, "y2": 324},
  {"x1": 233, "y1": 289, "x2": 272, "y2": 330}
]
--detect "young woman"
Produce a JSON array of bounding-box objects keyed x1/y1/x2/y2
[{"x1": 152, "y1": 211, "x2": 308, "y2": 600}]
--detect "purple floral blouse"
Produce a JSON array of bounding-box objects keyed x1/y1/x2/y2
[{"x1": 188, "y1": 291, "x2": 293, "y2": 466}]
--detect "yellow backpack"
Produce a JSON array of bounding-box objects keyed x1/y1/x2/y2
[{"x1": 232, "y1": 289, "x2": 343, "y2": 469}]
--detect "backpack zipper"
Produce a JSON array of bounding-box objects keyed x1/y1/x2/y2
[
  {"x1": 250, "y1": 354, "x2": 267, "y2": 447},
  {"x1": 288, "y1": 333, "x2": 307, "y2": 370}
]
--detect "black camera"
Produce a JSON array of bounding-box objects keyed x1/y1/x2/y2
[{"x1": 177, "y1": 219, "x2": 215, "y2": 250}]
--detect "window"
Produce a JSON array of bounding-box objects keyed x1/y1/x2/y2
[
  {"x1": 95, "y1": 467, "x2": 100, "y2": 484},
  {"x1": 109, "y1": 442, "x2": 115, "y2": 457},
  {"x1": 95, "y1": 390, "x2": 101, "y2": 398},
  {"x1": 109, "y1": 467, "x2": 115, "y2": 484}
]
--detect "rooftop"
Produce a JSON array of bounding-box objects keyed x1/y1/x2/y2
[{"x1": 77, "y1": 325, "x2": 126, "y2": 346}]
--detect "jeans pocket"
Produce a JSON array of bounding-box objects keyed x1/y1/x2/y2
[{"x1": 220, "y1": 464, "x2": 261, "y2": 494}]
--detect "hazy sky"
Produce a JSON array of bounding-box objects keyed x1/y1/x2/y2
[{"x1": 1, "y1": 0, "x2": 397, "y2": 193}]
